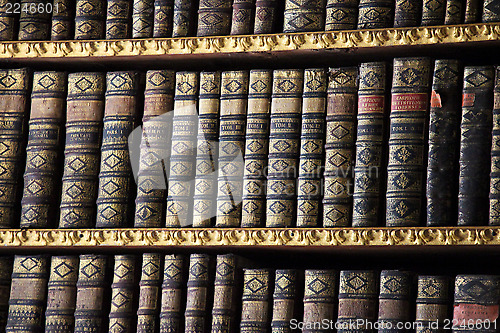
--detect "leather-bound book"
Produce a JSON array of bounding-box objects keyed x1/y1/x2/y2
[
  {"x1": 416, "y1": 276, "x2": 450, "y2": 333},
  {"x1": 231, "y1": 0, "x2": 255, "y2": 35},
  {"x1": 386, "y1": 57, "x2": 431, "y2": 227},
  {"x1": 137, "y1": 253, "x2": 163, "y2": 333},
  {"x1": 133, "y1": 0, "x2": 154, "y2": 37},
  {"x1": 353, "y1": 62, "x2": 387, "y2": 228},
  {"x1": 51, "y1": 0, "x2": 74, "y2": 40},
  {"x1": 453, "y1": 275, "x2": 500, "y2": 333},
  {"x1": 106, "y1": 0, "x2": 132, "y2": 39},
  {"x1": 193, "y1": 71, "x2": 221, "y2": 227},
  {"x1": 426, "y1": 60, "x2": 462, "y2": 227},
  {"x1": 0, "y1": 0, "x2": 16, "y2": 41},
  {"x1": 325, "y1": 0, "x2": 358, "y2": 31},
  {"x1": 6, "y1": 255, "x2": 49, "y2": 332},
  {"x1": 283, "y1": 0, "x2": 326, "y2": 32},
  {"x1": 153, "y1": 0, "x2": 174, "y2": 37},
  {"x1": 240, "y1": 269, "x2": 272, "y2": 333},
  {"x1": 45, "y1": 256, "x2": 79, "y2": 333},
  {"x1": 160, "y1": 254, "x2": 188, "y2": 332},
  {"x1": 59, "y1": 72, "x2": 105, "y2": 229},
  {"x1": 266, "y1": 69, "x2": 304, "y2": 227},
  {"x1": 0, "y1": 257, "x2": 12, "y2": 332},
  {"x1": 20, "y1": 71, "x2": 66, "y2": 228},
  {"x1": 378, "y1": 270, "x2": 411, "y2": 333},
  {"x1": 18, "y1": 0, "x2": 51, "y2": 40},
  {"x1": 296, "y1": 68, "x2": 327, "y2": 227},
  {"x1": 464, "y1": 0, "x2": 481, "y2": 23},
  {"x1": 165, "y1": 72, "x2": 199, "y2": 228},
  {"x1": 357, "y1": 0, "x2": 393, "y2": 28},
  {"x1": 216, "y1": 70, "x2": 249, "y2": 227},
  {"x1": 271, "y1": 269, "x2": 302, "y2": 333},
  {"x1": 303, "y1": 270, "x2": 336, "y2": 333},
  {"x1": 490, "y1": 66, "x2": 500, "y2": 225},
  {"x1": 254, "y1": 0, "x2": 278, "y2": 34},
  {"x1": 134, "y1": 70, "x2": 175, "y2": 228},
  {"x1": 197, "y1": 0, "x2": 232, "y2": 36},
  {"x1": 421, "y1": 0, "x2": 446, "y2": 25},
  {"x1": 483, "y1": 0, "x2": 500, "y2": 22},
  {"x1": 0, "y1": 68, "x2": 30, "y2": 228},
  {"x1": 458, "y1": 66, "x2": 494, "y2": 226},
  {"x1": 172, "y1": 0, "x2": 195, "y2": 36},
  {"x1": 444, "y1": 0, "x2": 463, "y2": 24},
  {"x1": 324, "y1": 67, "x2": 358, "y2": 227},
  {"x1": 75, "y1": 0, "x2": 106, "y2": 39},
  {"x1": 393, "y1": 0, "x2": 421, "y2": 27},
  {"x1": 241, "y1": 69, "x2": 272, "y2": 228}
]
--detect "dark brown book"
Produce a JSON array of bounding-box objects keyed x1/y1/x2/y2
[
  {"x1": 421, "y1": 0, "x2": 446, "y2": 25},
  {"x1": 464, "y1": 0, "x2": 481, "y2": 23},
  {"x1": 0, "y1": 0, "x2": 16, "y2": 41},
  {"x1": 483, "y1": 0, "x2": 500, "y2": 22},
  {"x1": 271, "y1": 269, "x2": 302, "y2": 333},
  {"x1": 75, "y1": 0, "x2": 106, "y2": 39},
  {"x1": 491, "y1": 66, "x2": 500, "y2": 225},
  {"x1": 378, "y1": 270, "x2": 411, "y2": 333},
  {"x1": 231, "y1": 0, "x2": 255, "y2": 35},
  {"x1": 173, "y1": 0, "x2": 195, "y2": 37},
  {"x1": 357, "y1": 0, "x2": 393, "y2": 28},
  {"x1": 416, "y1": 276, "x2": 450, "y2": 333},
  {"x1": 254, "y1": 0, "x2": 278, "y2": 34},
  {"x1": 185, "y1": 254, "x2": 214, "y2": 332},
  {"x1": 303, "y1": 270, "x2": 336, "y2": 333},
  {"x1": 393, "y1": 0, "x2": 421, "y2": 27},
  {"x1": 132, "y1": 0, "x2": 154, "y2": 38},
  {"x1": 137, "y1": 253, "x2": 163, "y2": 333},
  {"x1": 240, "y1": 269, "x2": 272, "y2": 333},
  {"x1": 153, "y1": 0, "x2": 174, "y2": 37},
  {"x1": 18, "y1": 0, "x2": 51, "y2": 40},
  {"x1": 444, "y1": 0, "x2": 463, "y2": 24},
  {"x1": 160, "y1": 254, "x2": 188, "y2": 332},
  {"x1": 106, "y1": 0, "x2": 132, "y2": 39},
  {"x1": 325, "y1": 0, "x2": 358, "y2": 31},
  {"x1": 197, "y1": 0, "x2": 232, "y2": 36},
  {"x1": 51, "y1": 0, "x2": 73, "y2": 40},
  {"x1": 0, "y1": 257, "x2": 12, "y2": 332},
  {"x1": 283, "y1": 0, "x2": 326, "y2": 32}
]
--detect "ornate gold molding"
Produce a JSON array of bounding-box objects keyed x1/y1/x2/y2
[
  {"x1": 0, "y1": 227, "x2": 499, "y2": 248},
  {"x1": 0, "y1": 23, "x2": 499, "y2": 60}
]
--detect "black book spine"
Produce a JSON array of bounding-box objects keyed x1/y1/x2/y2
[
  {"x1": 133, "y1": 0, "x2": 154, "y2": 38},
  {"x1": 490, "y1": 66, "x2": 500, "y2": 225},
  {"x1": 153, "y1": 0, "x2": 174, "y2": 37},
  {"x1": 421, "y1": 0, "x2": 446, "y2": 25},
  {"x1": 325, "y1": 0, "x2": 358, "y2": 31},
  {"x1": 444, "y1": 0, "x2": 463, "y2": 24},
  {"x1": 357, "y1": 0, "x2": 393, "y2": 29},
  {"x1": 51, "y1": 0, "x2": 74, "y2": 40},
  {"x1": 393, "y1": 0, "x2": 421, "y2": 27}
]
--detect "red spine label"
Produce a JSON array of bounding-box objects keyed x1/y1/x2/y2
[
  {"x1": 391, "y1": 93, "x2": 428, "y2": 111},
  {"x1": 358, "y1": 96, "x2": 385, "y2": 113},
  {"x1": 453, "y1": 304, "x2": 500, "y2": 322},
  {"x1": 462, "y1": 93, "x2": 476, "y2": 107},
  {"x1": 430, "y1": 90, "x2": 442, "y2": 108}
]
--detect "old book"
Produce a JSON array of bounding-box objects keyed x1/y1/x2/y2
[
  {"x1": 160, "y1": 254, "x2": 187, "y2": 333},
  {"x1": 490, "y1": 67, "x2": 500, "y2": 225},
  {"x1": 394, "y1": 0, "x2": 421, "y2": 27},
  {"x1": 458, "y1": 66, "x2": 494, "y2": 226},
  {"x1": 230, "y1": 0, "x2": 255, "y2": 35},
  {"x1": 51, "y1": 0, "x2": 74, "y2": 40},
  {"x1": 464, "y1": 0, "x2": 481, "y2": 23},
  {"x1": 323, "y1": 67, "x2": 358, "y2": 227},
  {"x1": 109, "y1": 255, "x2": 139, "y2": 333},
  {"x1": 378, "y1": 270, "x2": 411, "y2": 333},
  {"x1": 271, "y1": 269, "x2": 301, "y2": 333},
  {"x1": 20, "y1": 71, "x2": 66, "y2": 228},
  {"x1": 193, "y1": 71, "x2": 221, "y2": 227},
  {"x1": 137, "y1": 253, "x2": 163, "y2": 333},
  {"x1": 240, "y1": 269, "x2": 272, "y2": 333},
  {"x1": 254, "y1": 0, "x2": 278, "y2": 34},
  {"x1": 241, "y1": 69, "x2": 272, "y2": 228},
  {"x1": 296, "y1": 68, "x2": 327, "y2": 227},
  {"x1": 95, "y1": 71, "x2": 140, "y2": 228},
  {"x1": 106, "y1": 0, "x2": 132, "y2": 39},
  {"x1": 0, "y1": 0, "x2": 16, "y2": 41},
  {"x1": 352, "y1": 62, "x2": 387, "y2": 228},
  {"x1": 134, "y1": 70, "x2": 175, "y2": 228},
  {"x1": 453, "y1": 275, "x2": 500, "y2": 332},
  {"x1": 325, "y1": 0, "x2": 358, "y2": 31},
  {"x1": 165, "y1": 71, "x2": 199, "y2": 227},
  {"x1": 59, "y1": 72, "x2": 105, "y2": 229},
  {"x1": 283, "y1": 0, "x2": 326, "y2": 32},
  {"x1": 153, "y1": 0, "x2": 174, "y2": 37},
  {"x1": 338, "y1": 270, "x2": 377, "y2": 332},
  {"x1": 18, "y1": 0, "x2": 51, "y2": 40},
  {"x1": 386, "y1": 57, "x2": 431, "y2": 227},
  {"x1": 185, "y1": 254, "x2": 214, "y2": 332},
  {"x1": 416, "y1": 276, "x2": 450, "y2": 333},
  {"x1": 303, "y1": 270, "x2": 336, "y2": 333},
  {"x1": 483, "y1": 0, "x2": 500, "y2": 22},
  {"x1": 421, "y1": 0, "x2": 446, "y2": 25},
  {"x1": 0, "y1": 257, "x2": 12, "y2": 332},
  {"x1": 6, "y1": 255, "x2": 49, "y2": 332},
  {"x1": 0, "y1": 68, "x2": 30, "y2": 228},
  {"x1": 357, "y1": 0, "x2": 393, "y2": 28},
  {"x1": 266, "y1": 69, "x2": 303, "y2": 227},
  {"x1": 426, "y1": 60, "x2": 462, "y2": 227},
  {"x1": 132, "y1": 0, "x2": 154, "y2": 38},
  {"x1": 172, "y1": 0, "x2": 195, "y2": 37},
  {"x1": 75, "y1": 0, "x2": 106, "y2": 39},
  {"x1": 45, "y1": 256, "x2": 79, "y2": 333},
  {"x1": 444, "y1": 0, "x2": 463, "y2": 24},
  {"x1": 216, "y1": 71, "x2": 249, "y2": 227},
  {"x1": 197, "y1": 0, "x2": 232, "y2": 36}
]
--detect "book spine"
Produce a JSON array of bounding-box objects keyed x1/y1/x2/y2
[
  {"x1": 185, "y1": 254, "x2": 214, "y2": 332},
  {"x1": 240, "y1": 269, "x2": 272, "y2": 333},
  {"x1": 216, "y1": 70, "x2": 249, "y2": 227},
  {"x1": 464, "y1": 0, "x2": 481, "y2": 23},
  {"x1": 324, "y1": 67, "x2": 358, "y2": 227},
  {"x1": 109, "y1": 255, "x2": 139, "y2": 333},
  {"x1": 0, "y1": 68, "x2": 30, "y2": 228},
  {"x1": 59, "y1": 72, "x2": 105, "y2": 229},
  {"x1": 491, "y1": 67, "x2": 500, "y2": 225},
  {"x1": 394, "y1": 0, "x2": 421, "y2": 27},
  {"x1": 96, "y1": 71, "x2": 140, "y2": 228},
  {"x1": 160, "y1": 254, "x2": 187, "y2": 333},
  {"x1": 254, "y1": 0, "x2": 277, "y2": 34},
  {"x1": 20, "y1": 71, "x2": 66, "y2": 228},
  {"x1": 6, "y1": 255, "x2": 49, "y2": 333},
  {"x1": 45, "y1": 256, "x2": 79, "y2": 333},
  {"x1": 453, "y1": 275, "x2": 500, "y2": 332},
  {"x1": 231, "y1": 0, "x2": 255, "y2": 35},
  {"x1": 106, "y1": 0, "x2": 132, "y2": 39},
  {"x1": 197, "y1": 0, "x2": 232, "y2": 36},
  {"x1": 166, "y1": 71, "x2": 199, "y2": 227},
  {"x1": 458, "y1": 66, "x2": 494, "y2": 226},
  {"x1": 193, "y1": 71, "x2": 221, "y2": 227},
  {"x1": 132, "y1": 0, "x2": 154, "y2": 38},
  {"x1": 325, "y1": 0, "x2": 358, "y2": 31},
  {"x1": 18, "y1": 0, "x2": 51, "y2": 40},
  {"x1": 416, "y1": 276, "x2": 449, "y2": 333},
  {"x1": 0, "y1": 0, "x2": 16, "y2": 41},
  {"x1": 75, "y1": 0, "x2": 105, "y2": 39},
  {"x1": 296, "y1": 68, "x2": 327, "y2": 227},
  {"x1": 137, "y1": 254, "x2": 163, "y2": 333},
  {"x1": 211, "y1": 254, "x2": 240, "y2": 333},
  {"x1": 386, "y1": 57, "x2": 431, "y2": 227},
  {"x1": 172, "y1": 0, "x2": 195, "y2": 37},
  {"x1": 378, "y1": 270, "x2": 411, "y2": 333},
  {"x1": 427, "y1": 59, "x2": 462, "y2": 227},
  {"x1": 283, "y1": 0, "x2": 326, "y2": 33},
  {"x1": 51, "y1": 0, "x2": 73, "y2": 40},
  {"x1": 353, "y1": 62, "x2": 387, "y2": 227},
  {"x1": 0, "y1": 257, "x2": 12, "y2": 333},
  {"x1": 241, "y1": 70, "x2": 272, "y2": 228},
  {"x1": 483, "y1": 0, "x2": 500, "y2": 22},
  {"x1": 444, "y1": 0, "x2": 463, "y2": 24},
  {"x1": 421, "y1": 0, "x2": 446, "y2": 25},
  {"x1": 153, "y1": 0, "x2": 174, "y2": 37},
  {"x1": 271, "y1": 269, "x2": 300, "y2": 333},
  {"x1": 74, "y1": 254, "x2": 109, "y2": 333},
  {"x1": 338, "y1": 270, "x2": 378, "y2": 332},
  {"x1": 303, "y1": 270, "x2": 336, "y2": 333},
  {"x1": 134, "y1": 70, "x2": 175, "y2": 228},
  {"x1": 357, "y1": 0, "x2": 393, "y2": 29}
]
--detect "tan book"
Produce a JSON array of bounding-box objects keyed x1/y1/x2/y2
[
  {"x1": 303, "y1": 270, "x2": 336, "y2": 333},
  {"x1": 137, "y1": 253, "x2": 163, "y2": 333},
  {"x1": 185, "y1": 254, "x2": 214, "y2": 332},
  {"x1": 240, "y1": 269, "x2": 272, "y2": 333},
  {"x1": 160, "y1": 254, "x2": 188, "y2": 332}
]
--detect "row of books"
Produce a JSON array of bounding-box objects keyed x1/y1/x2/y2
[
  {"x1": 2, "y1": 0, "x2": 500, "y2": 42},
  {"x1": 0, "y1": 252, "x2": 497, "y2": 332}
]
